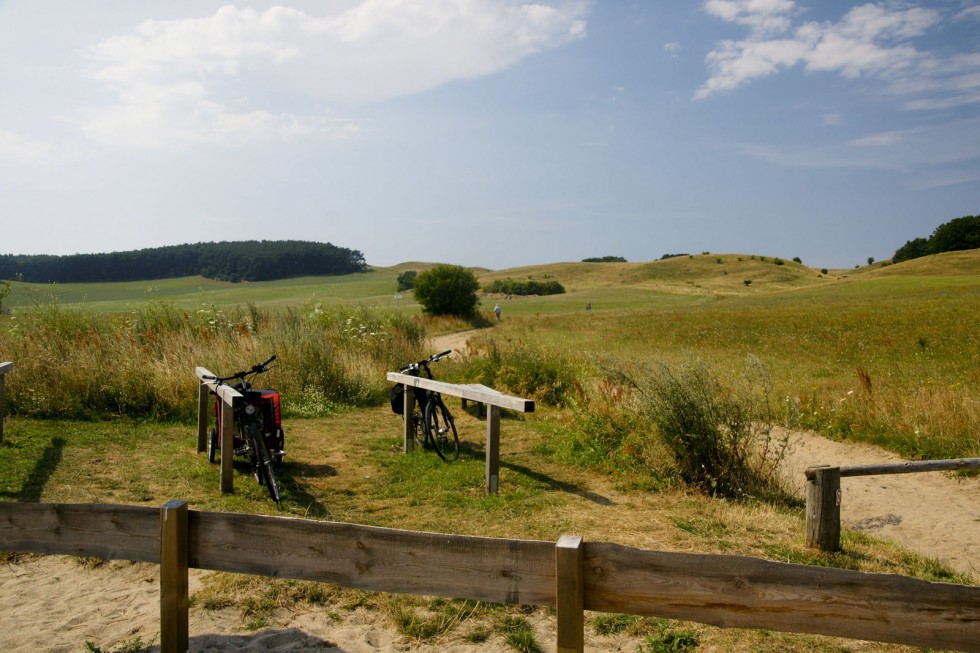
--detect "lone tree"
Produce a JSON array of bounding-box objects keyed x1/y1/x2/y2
[{"x1": 413, "y1": 264, "x2": 480, "y2": 316}]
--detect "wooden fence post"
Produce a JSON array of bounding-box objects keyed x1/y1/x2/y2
[
  {"x1": 0, "y1": 367, "x2": 6, "y2": 445},
  {"x1": 160, "y1": 500, "x2": 189, "y2": 653},
  {"x1": 806, "y1": 466, "x2": 842, "y2": 552},
  {"x1": 403, "y1": 385, "x2": 415, "y2": 453},
  {"x1": 486, "y1": 405, "x2": 500, "y2": 495},
  {"x1": 556, "y1": 535, "x2": 584, "y2": 653},
  {"x1": 196, "y1": 379, "x2": 209, "y2": 454},
  {"x1": 220, "y1": 400, "x2": 235, "y2": 494}
]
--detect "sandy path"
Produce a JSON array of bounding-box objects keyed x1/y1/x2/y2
[{"x1": 777, "y1": 429, "x2": 980, "y2": 580}]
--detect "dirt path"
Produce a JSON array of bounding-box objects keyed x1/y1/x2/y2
[{"x1": 777, "y1": 428, "x2": 980, "y2": 579}]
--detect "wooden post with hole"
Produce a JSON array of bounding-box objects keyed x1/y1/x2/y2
[
  {"x1": 486, "y1": 405, "x2": 501, "y2": 495},
  {"x1": 196, "y1": 377, "x2": 209, "y2": 454},
  {"x1": 0, "y1": 362, "x2": 10, "y2": 444},
  {"x1": 220, "y1": 399, "x2": 235, "y2": 494},
  {"x1": 556, "y1": 535, "x2": 585, "y2": 653},
  {"x1": 402, "y1": 385, "x2": 416, "y2": 452},
  {"x1": 806, "y1": 466, "x2": 842, "y2": 552},
  {"x1": 160, "y1": 500, "x2": 189, "y2": 653}
]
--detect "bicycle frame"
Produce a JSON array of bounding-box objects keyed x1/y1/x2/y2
[
  {"x1": 395, "y1": 350, "x2": 459, "y2": 461},
  {"x1": 204, "y1": 356, "x2": 284, "y2": 502}
]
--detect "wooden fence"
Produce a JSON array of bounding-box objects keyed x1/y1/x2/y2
[
  {"x1": 194, "y1": 366, "x2": 244, "y2": 494},
  {"x1": 0, "y1": 361, "x2": 11, "y2": 443},
  {"x1": 805, "y1": 458, "x2": 980, "y2": 552},
  {"x1": 385, "y1": 373, "x2": 535, "y2": 494},
  {"x1": 1, "y1": 501, "x2": 978, "y2": 653}
]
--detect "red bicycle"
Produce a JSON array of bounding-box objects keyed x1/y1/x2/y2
[{"x1": 204, "y1": 355, "x2": 285, "y2": 503}]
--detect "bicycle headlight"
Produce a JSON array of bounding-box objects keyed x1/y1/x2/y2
[{"x1": 245, "y1": 404, "x2": 256, "y2": 415}]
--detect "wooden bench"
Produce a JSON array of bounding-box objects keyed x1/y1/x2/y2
[
  {"x1": 195, "y1": 366, "x2": 245, "y2": 495},
  {"x1": 386, "y1": 373, "x2": 534, "y2": 494},
  {"x1": 0, "y1": 361, "x2": 11, "y2": 444}
]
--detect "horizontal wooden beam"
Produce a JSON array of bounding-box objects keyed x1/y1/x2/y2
[
  {"x1": 0, "y1": 361, "x2": 12, "y2": 375},
  {"x1": 805, "y1": 458, "x2": 980, "y2": 480},
  {"x1": 195, "y1": 367, "x2": 242, "y2": 407},
  {"x1": 584, "y1": 542, "x2": 980, "y2": 652},
  {"x1": 386, "y1": 373, "x2": 534, "y2": 413},
  {"x1": 2, "y1": 502, "x2": 978, "y2": 652}
]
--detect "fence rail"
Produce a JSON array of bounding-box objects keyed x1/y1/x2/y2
[
  {"x1": 805, "y1": 458, "x2": 980, "y2": 552},
  {"x1": 2, "y1": 501, "x2": 978, "y2": 653},
  {"x1": 194, "y1": 366, "x2": 243, "y2": 494},
  {"x1": 386, "y1": 372, "x2": 535, "y2": 494}
]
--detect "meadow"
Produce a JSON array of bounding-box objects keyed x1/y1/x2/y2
[{"x1": 0, "y1": 250, "x2": 977, "y2": 652}]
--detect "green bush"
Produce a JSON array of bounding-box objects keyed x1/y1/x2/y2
[
  {"x1": 457, "y1": 337, "x2": 578, "y2": 407},
  {"x1": 570, "y1": 358, "x2": 789, "y2": 500},
  {"x1": 482, "y1": 279, "x2": 565, "y2": 296},
  {"x1": 413, "y1": 264, "x2": 479, "y2": 316}
]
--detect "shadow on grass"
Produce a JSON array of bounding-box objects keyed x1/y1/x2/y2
[
  {"x1": 498, "y1": 458, "x2": 617, "y2": 507},
  {"x1": 0, "y1": 435, "x2": 65, "y2": 502}
]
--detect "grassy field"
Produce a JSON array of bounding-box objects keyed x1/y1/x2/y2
[{"x1": 1, "y1": 250, "x2": 977, "y2": 652}]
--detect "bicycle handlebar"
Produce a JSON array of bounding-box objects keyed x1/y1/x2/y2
[
  {"x1": 206, "y1": 355, "x2": 278, "y2": 384},
  {"x1": 398, "y1": 350, "x2": 452, "y2": 374}
]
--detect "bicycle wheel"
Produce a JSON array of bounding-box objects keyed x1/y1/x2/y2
[
  {"x1": 424, "y1": 396, "x2": 459, "y2": 461},
  {"x1": 411, "y1": 411, "x2": 427, "y2": 450},
  {"x1": 248, "y1": 421, "x2": 281, "y2": 503}
]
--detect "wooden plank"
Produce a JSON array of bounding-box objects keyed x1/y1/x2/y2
[
  {"x1": 0, "y1": 361, "x2": 12, "y2": 375},
  {"x1": 806, "y1": 466, "x2": 841, "y2": 552},
  {"x1": 187, "y1": 510, "x2": 557, "y2": 605},
  {"x1": 583, "y1": 542, "x2": 980, "y2": 652},
  {"x1": 160, "y1": 501, "x2": 189, "y2": 653},
  {"x1": 196, "y1": 380, "x2": 209, "y2": 454},
  {"x1": 387, "y1": 373, "x2": 534, "y2": 413},
  {"x1": 486, "y1": 405, "x2": 500, "y2": 495},
  {"x1": 836, "y1": 458, "x2": 980, "y2": 478},
  {"x1": 403, "y1": 385, "x2": 416, "y2": 453},
  {"x1": 0, "y1": 502, "x2": 159, "y2": 562},
  {"x1": 220, "y1": 400, "x2": 234, "y2": 494},
  {"x1": 555, "y1": 536, "x2": 584, "y2": 653}
]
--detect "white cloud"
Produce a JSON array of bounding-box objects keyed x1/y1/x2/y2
[
  {"x1": 0, "y1": 129, "x2": 64, "y2": 167},
  {"x1": 77, "y1": 1, "x2": 589, "y2": 150},
  {"x1": 694, "y1": 1, "x2": 980, "y2": 106}
]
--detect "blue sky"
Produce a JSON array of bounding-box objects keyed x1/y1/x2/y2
[{"x1": 1, "y1": 1, "x2": 978, "y2": 270}]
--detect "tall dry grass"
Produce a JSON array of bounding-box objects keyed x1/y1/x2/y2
[{"x1": 0, "y1": 297, "x2": 425, "y2": 421}]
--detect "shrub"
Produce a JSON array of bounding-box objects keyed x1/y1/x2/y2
[
  {"x1": 582, "y1": 256, "x2": 627, "y2": 263},
  {"x1": 604, "y1": 358, "x2": 789, "y2": 501},
  {"x1": 396, "y1": 270, "x2": 417, "y2": 291},
  {"x1": 482, "y1": 279, "x2": 565, "y2": 296},
  {"x1": 456, "y1": 337, "x2": 578, "y2": 407},
  {"x1": 413, "y1": 264, "x2": 479, "y2": 317}
]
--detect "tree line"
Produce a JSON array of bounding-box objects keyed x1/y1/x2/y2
[
  {"x1": 0, "y1": 240, "x2": 366, "y2": 283},
  {"x1": 893, "y1": 214, "x2": 979, "y2": 263}
]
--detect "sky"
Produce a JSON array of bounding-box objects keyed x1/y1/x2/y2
[{"x1": 1, "y1": 0, "x2": 978, "y2": 271}]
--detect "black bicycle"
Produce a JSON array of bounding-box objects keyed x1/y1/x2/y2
[
  {"x1": 391, "y1": 350, "x2": 460, "y2": 461},
  {"x1": 204, "y1": 355, "x2": 284, "y2": 503}
]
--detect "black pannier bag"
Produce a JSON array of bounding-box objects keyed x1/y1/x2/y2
[{"x1": 390, "y1": 384, "x2": 404, "y2": 414}]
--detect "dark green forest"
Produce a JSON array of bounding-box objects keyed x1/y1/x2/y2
[
  {"x1": 893, "y1": 214, "x2": 979, "y2": 263},
  {"x1": 0, "y1": 241, "x2": 366, "y2": 283}
]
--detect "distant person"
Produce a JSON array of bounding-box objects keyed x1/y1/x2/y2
[
  {"x1": 586, "y1": 302, "x2": 591, "y2": 313},
  {"x1": 494, "y1": 303, "x2": 501, "y2": 322}
]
